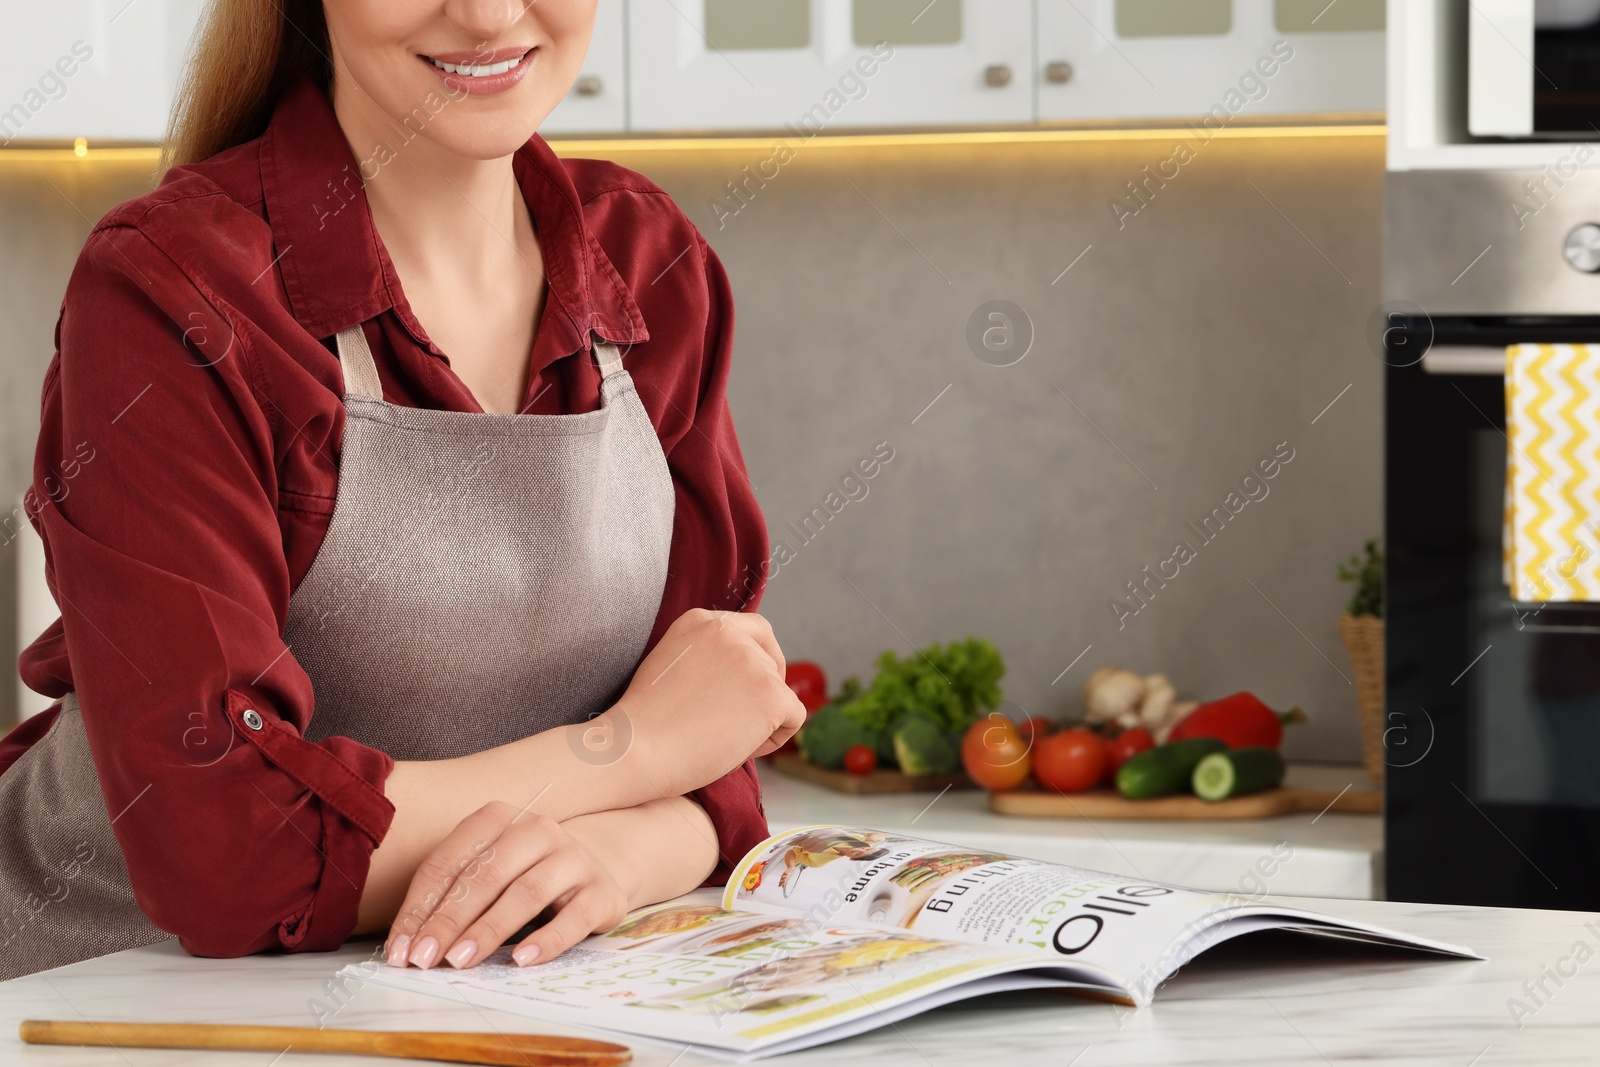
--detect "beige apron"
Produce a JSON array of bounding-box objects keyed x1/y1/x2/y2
[{"x1": 0, "y1": 326, "x2": 674, "y2": 980}]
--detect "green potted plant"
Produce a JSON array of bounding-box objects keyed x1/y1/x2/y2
[{"x1": 1336, "y1": 539, "x2": 1384, "y2": 785}]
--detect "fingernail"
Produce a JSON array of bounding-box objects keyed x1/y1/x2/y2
[
  {"x1": 512, "y1": 944, "x2": 541, "y2": 967},
  {"x1": 409, "y1": 935, "x2": 441, "y2": 969},
  {"x1": 445, "y1": 940, "x2": 477, "y2": 969},
  {"x1": 386, "y1": 934, "x2": 411, "y2": 967}
]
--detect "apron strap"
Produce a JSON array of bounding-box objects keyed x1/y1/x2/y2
[
  {"x1": 333, "y1": 325, "x2": 384, "y2": 400},
  {"x1": 592, "y1": 337, "x2": 626, "y2": 380}
]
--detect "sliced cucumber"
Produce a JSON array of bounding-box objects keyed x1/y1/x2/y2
[
  {"x1": 1192, "y1": 747, "x2": 1286, "y2": 802},
  {"x1": 1116, "y1": 737, "x2": 1227, "y2": 799}
]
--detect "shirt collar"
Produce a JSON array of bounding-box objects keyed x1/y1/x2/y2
[{"x1": 259, "y1": 77, "x2": 647, "y2": 353}]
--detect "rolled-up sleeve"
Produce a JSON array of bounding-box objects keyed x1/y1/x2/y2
[
  {"x1": 641, "y1": 230, "x2": 772, "y2": 884},
  {"x1": 29, "y1": 220, "x2": 395, "y2": 958}
]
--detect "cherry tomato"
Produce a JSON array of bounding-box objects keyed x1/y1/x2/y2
[
  {"x1": 1018, "y1": 715, "x2": 1054, "y2": 744},
  {"x1": 843, "y1": 743, "x2": 878, "y2": 776},
  {"x1": 1104, "y1": 727, "x2": 1156, "y2": 785},
  {"x1": 785, "y1": 661, "x2": 829, "y2": 713},
  {"x1": 961, "y1": 714, "x2": 1032, "y2": 792},
  {"x1": 1034, "y1": 728, "x2": 1107, "y2": 794}
]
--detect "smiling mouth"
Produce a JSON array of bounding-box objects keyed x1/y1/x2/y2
[{"x1": 423, "y1": 48, "x2": 534, "y2": 78}]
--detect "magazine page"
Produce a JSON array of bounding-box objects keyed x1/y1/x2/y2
[
  {"x1": 345, "y1": 893, "x2": 1112, "y2": 1060},
  {"x1": 723, "y1": 825, "x2": 1480, "y2": 1005}
]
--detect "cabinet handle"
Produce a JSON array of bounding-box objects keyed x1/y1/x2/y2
[
  {"x1": 983, "y1": 64, "x2": 1013, "y2": 88},
  {"x1": 574, "y1": 75, "x2": 603, "y2": 97},
  {"x1": 1045, "y1": 61, "x2": 1074, "y2": 85}
]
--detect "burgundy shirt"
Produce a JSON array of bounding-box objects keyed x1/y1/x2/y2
[{"x1": 1, "y1": 78, "x2": 770, "y2": 960}]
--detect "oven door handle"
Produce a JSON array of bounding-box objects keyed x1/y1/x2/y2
[{"x1": 1420, "y1": 346, "x2": 1506, "y2": 376}]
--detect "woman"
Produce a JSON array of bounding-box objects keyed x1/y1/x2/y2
[{"x1": 0, "y1": 0, "x2": 803, "y2": 980}]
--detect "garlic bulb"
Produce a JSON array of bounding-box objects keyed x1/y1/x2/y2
[
  {"x1": 1139, "y1": 674, "x2": 1176, "y2": 729},
  {"x1": 1084, "y1": 667, "x2": 1146, "y2": 725}
]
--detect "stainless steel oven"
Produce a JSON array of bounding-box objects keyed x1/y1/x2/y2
[{"x1": 1384, "y1": 170, "x2": 1600, "y2": 910}]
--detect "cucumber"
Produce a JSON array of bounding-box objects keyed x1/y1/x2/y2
[
  {"x1": 1116, "y1": 738, "x2": 1227, "y2": 799},
  {"x1": 1192, "y1": 747, "x2": 1286, "y2": 802}
]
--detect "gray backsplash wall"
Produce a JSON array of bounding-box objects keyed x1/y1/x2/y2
[
  {"x1": 618, "y1": 131, "x2": 1386, "y2": 764},
  {"x1": 0, "y1": 131, "x2": 1384, "y2": 761}
]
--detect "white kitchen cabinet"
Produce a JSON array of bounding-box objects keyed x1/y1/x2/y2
[
  {"x1": 540, "y1": 0, "x2": 628, "y2": 134},
  {"x1": 1036, "y1": 0, "x2": 1384, "y2": 123},
  {"x1": 0, "y1": 0, "x2": 204, "y2": 144},
  {"x1": 0, "y1": 1, "x2": 1385, "y2": 147},
  {"x1": 625, "y1": 0, "x2": 1034, "y2": 133}
]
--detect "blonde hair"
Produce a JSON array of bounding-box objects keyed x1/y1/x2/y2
[{"x1": 160, "y1": 0, "x2": 331, "y2": 174}]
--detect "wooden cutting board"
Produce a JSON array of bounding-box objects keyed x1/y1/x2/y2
[
  {"x1": 989, "y1": 784, "x2": 1381, "y2": 820},
  {"x1": 770, "y1": 752, "x2": 976, "y2": 794}
]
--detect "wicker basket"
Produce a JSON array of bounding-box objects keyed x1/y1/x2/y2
[{"x1": 1338, "y1": 611, "x2": 1385, "y2": 785}]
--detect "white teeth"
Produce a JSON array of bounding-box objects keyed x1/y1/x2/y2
[{"x1": 428, "y1": 54, "x2": 524, "y2": 77}]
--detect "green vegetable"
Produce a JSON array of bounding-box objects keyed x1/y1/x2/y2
[
  {"x1": 1192, "y1": 748, "x2": 1286, "y2": 801},
  {"x1": 834, "y1": 676, "x2": 863, "y2": 705},
  {"x1": 891, "y1": 716, "x2": 961, "y2": 776},
  {"x1": 872, "y1": 715, "x2": 900, "y2": 765},
  {"x1": 1338, "y1": 538, "x2": 1383, "y2": 618},
  {"x1": 837, "y1": 638, "x2": 1006, "y2": 767},
  {"x1": 797, "y1": 704, "x2": 871, "y2": 770},
  {"x1": 1116, "y1": 738, "x2": 1227, "y2": 799}
]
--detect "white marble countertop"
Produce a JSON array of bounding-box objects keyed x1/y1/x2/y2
[
  {"x1": 758, "y1": 760, "x2": 1383, "y2": 899},
  {"x1": 4, "y1": 894, "x2": 1596, "y2": 1065}
]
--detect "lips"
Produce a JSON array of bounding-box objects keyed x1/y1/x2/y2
[{"x1": 420, "y1": 46, "x2": 536, "y2": 96}]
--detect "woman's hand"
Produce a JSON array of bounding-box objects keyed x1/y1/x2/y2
[
  {"x1": 386, "y1": 800, "x2": 630, "y2": 970},
  {"x1": 383, "y1": 795, "x2": 720, "y2": 970},
  {"x1": 595, "y1": 609, "x2": 806, "y2": 797}
]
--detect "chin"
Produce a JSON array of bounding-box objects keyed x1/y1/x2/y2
[
  {"x1": 426, "y1": 113, "x2": 552, "y2": 159},
  {"x1": 410, "y1": 64, "x2": 573, "y2": 155}
]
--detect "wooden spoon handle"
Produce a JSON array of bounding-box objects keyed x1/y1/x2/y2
[{"x1": 20, "y1": 1020, "x2": 632, "y2": 1066}]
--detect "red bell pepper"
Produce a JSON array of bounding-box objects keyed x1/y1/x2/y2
[{"x1": 1167, "y1": 692, "x2": 1306, "y2": 749}]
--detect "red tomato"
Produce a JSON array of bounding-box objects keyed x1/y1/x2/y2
[
  {"x1": 1034, "y1": 728, "x2": 1107, "y2": 794},
  {"x1": 1105, "y1": 727, "x2": 1156, "y2": 785},
  {"x1": 961, "y1": 714, "x2": 1032, "y2": 792},
  {"x1": 1018, "y1": 715, "x2": 1054, "y2": 743},
  {"x1": 785, "y1": 661, "x2": 829, "y2": 713},
  {"x1": 843, "y1": 744, "x2": 878, "y2": 776}
]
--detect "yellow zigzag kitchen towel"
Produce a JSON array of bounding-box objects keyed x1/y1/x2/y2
[{"x1": 1506, "y1": 343, "x2": 1600, "y2": 601}]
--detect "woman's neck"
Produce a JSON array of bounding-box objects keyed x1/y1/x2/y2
[{"x1": 326, "y1": 81, "x2": 546, "y2": 413}]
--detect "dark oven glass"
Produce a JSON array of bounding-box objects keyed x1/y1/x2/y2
[
  {"x1": 1536, "y1": 14, "x2": 1600, "y2": 134},
  {"x1": 1386, "y1": 316, "x2": 1600, "y2": 910}
]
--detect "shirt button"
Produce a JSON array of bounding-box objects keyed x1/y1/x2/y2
[{"x1": 242, "y1": 709, "x2": 264, "y2": 731}]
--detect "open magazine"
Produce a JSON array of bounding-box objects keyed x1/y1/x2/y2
[{"x1": 347, "y1": 824, "x2": 1478, "y2": 1060}]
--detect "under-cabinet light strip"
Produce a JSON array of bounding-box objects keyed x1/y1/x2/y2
[{"x1": 0, "y1": 121, "x2": 1386, "y2": 165}]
